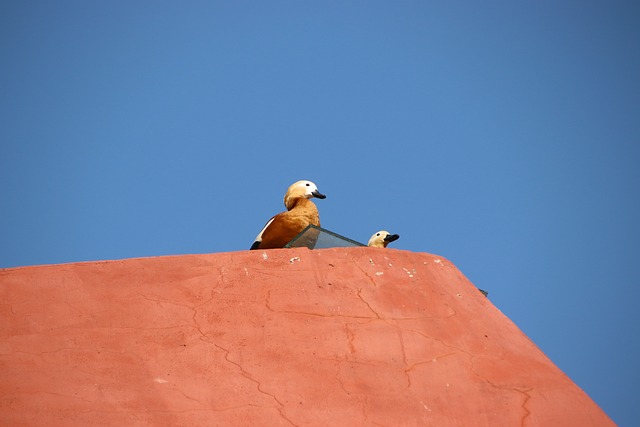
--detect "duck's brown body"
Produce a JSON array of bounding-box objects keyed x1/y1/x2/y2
[{"x1": 255, "y1": 198, "x2": 321, "y2": 249}]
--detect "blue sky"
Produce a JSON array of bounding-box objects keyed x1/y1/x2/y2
[{"x1": 1, "y1": 1, "x2": 638, "y2": 424}]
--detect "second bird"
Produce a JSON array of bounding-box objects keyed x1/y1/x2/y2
[{"x1": 367, "y1": 231, "x2": 400, "y2": 248}]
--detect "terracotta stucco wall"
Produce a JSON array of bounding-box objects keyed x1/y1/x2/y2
[{"x1": 0, "y1": 248, "x2": 613, "y2": 426}]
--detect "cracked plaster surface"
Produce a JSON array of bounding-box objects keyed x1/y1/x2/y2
[{"x1": 0, "y1": 248, "x2": 614, "y2": 426}]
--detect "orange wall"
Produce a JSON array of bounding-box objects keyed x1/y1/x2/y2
[{"x1": 0, "y1": 248, "x2": 614, "y2": 426}]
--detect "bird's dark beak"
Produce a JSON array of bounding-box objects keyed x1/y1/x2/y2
[
  {"x1": 312, "y1": 190, "x2": 326, "y2": 199},
  {"x1": 384, "y1": 234, "x2": 399, "y2": 242}
]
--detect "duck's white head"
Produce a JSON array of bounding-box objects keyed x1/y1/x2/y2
[
  {"x1": 284, "y1": 180, "x2": 326, "y2": 210},
  {"x1": 368, "y1": 230, "x2": 400, "y2": 248}
]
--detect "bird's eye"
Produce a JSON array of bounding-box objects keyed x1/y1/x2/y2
[
  {"x1": 305, "y1": 183, "x2": 310, "y2": 186},
  {"x1": 377, "y1": 233, "x2": 381, "y2": 236}
]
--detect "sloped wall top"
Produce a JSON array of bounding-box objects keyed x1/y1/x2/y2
[{"x1": 0, "y1": 248, "x2": 613, "y2": 426}]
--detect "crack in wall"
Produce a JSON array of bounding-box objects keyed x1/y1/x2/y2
[
  {"x1": 400, "y1": 327, "x2": 534, "y2": 425},
  {"x1": 169, "y1": 389, "x2": 209, "y2": 409},
  {"x1": 213, "y1": 343, "x2": 298, "y2": 427},
  {"x1": 136, "y1": 292, "x2": 195, "y2": 311},
  {"x1": 134, "y1": 290, "x2": 220, "y2": 346},
  {"x1": 215, "y1": 266, "x2": 226, "y2": 286},
  {"x1": 189, "y1": 305, "x2": 214, "y2": 345},
  {"x1": 344, "y1": 324, "x2": 356, "y2": 356},
  {"x1": 69, "y1": 403, "x2": 272, "y2": 416},
  {"x1": 333, "y1": 359, "x2": 394, "y2": 425},
  {"x1": 334, "y1": 359, "x2": 351, "y2": 396},
  {"x1": 356, "y1": 289, "x2": 381, "y2": 319},
  {"x1": 469, "y1": 364, "x2": 533, "y2": 427},
  {"x1": 264, "y1": 289, "x2": 377, "y2": 320},
  {"x1": 24, "y1": 390, "x2": 98, "y2": 405},
  {"x1": 393, "y1": 321, "x2": 412, "y2": 389},
  {"x1": 519, "y1": 388, "x2": 532, "y2": 426},
  {"x1": 404, "y1": 351, "x2": 458, "y2": 373},
  {"x1": 412, "y1": 329, "x2": 535, "y2": 427},
  {"x1": 405, "y1": 328, "x2": 471, "y2": 357},
  {"x1": 353, "y1": 262, "x2": 379, "y2": 288}
]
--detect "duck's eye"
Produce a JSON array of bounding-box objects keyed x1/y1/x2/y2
[
  {"x1": 305, "y1": 183, "x2": 310, "y2": 186},
  {"x1": 377, "y1": 233, "x2": 381, "y2": 236}
]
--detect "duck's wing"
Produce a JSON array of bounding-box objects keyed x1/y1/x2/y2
[{"x1": 250, "y1": 217, "x2": 275, "y2": 250}]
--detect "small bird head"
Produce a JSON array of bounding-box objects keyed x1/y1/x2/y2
[{"x1": 368, "y1": 230, "x2": 400, "y2": 248}]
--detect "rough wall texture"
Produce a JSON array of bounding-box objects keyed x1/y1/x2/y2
[{"x1": 0, "y1": 248, "x2": 613, "y2": 426}]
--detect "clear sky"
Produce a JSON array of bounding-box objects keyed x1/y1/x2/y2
[{"x1": 1, "y1": 1, "x2": 638, "y2": 424}]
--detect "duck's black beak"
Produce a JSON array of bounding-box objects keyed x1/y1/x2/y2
[
  {"x1": 384, "y1": 233, "x2": 399, "y2": 242},
  {"x1": 312, "y1": 190, "x2": 326, "y2": 199}
]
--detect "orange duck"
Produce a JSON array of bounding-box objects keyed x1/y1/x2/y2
[
  {"x1": 367, "y1": 230, "x2": 400, "y2": 248},
  {"x1": 250, "y1": 180, "x2": 326, "y2": 250}
]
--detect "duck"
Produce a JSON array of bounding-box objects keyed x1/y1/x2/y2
[
  {"x1": 250, "y1": 180, "x2": 326, "y2": 250},
  {"x1": 367, "y1": 230, "x2": 400, "y2": 248}
]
